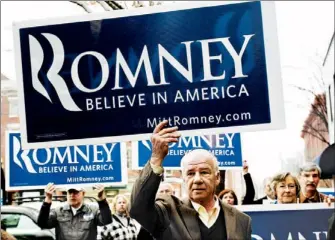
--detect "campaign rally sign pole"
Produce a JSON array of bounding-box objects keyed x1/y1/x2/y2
[
  {"x1": 132, "y1": 133, "x2": 242, "y2": 169},
  {"x1": 5, "y1": 132, "x2": 127, "y2": 190},
  {"x1": 13, "y1": 1, "x2": 284, "y2": 149},
  {"x1": 238, "y1": 204, "x2": 334, "y2": 240}
]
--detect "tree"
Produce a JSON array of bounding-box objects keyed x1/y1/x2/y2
[
  {"x1": 292, "y1": 56, "x2": 330, "y2": 146},
  {"x1": 301, "y1": 92, "x2": 329, "y2": 145},
  {"x1": 294, "y1": 56, "x2": 331, "y2": 186}
]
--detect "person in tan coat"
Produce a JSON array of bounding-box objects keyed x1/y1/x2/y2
[{"x1": 130, "y1": 120, "x2": 252, "y2": 240}]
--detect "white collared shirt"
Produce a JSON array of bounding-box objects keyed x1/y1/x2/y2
[
  {"x1": 71, "y1": 204, "x2": 82, "y2": 216},
  {"x1": 191, "y1": 198, "x2": 220, "y2": 228},
  {"x1": 114, "y1": 214, "x2": 128, "y2": 227}
]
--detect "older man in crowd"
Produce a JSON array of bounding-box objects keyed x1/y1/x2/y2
[
  {"x1": 157, "y1": 182, "x2": 175, "y2": 196},
  {"x1": 130, "y1": 120, "x2": 251, "y2": 240},
  {"x1": 137, "y1": 182, "x2": 176, "y2": 240},
  {"x1": 298, "y1": 163, "x2": 332, "y2": 203}
]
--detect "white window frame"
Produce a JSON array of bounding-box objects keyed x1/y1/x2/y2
[{"x1": 8, "y1": 97, "x2": 19, "y2": 118}]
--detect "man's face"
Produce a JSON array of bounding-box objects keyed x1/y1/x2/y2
[
  {"x1": 158, "y1": 183, "x2": 174, "y2": 195},
  {"x1": 183, "y1": 153, "x2": 220, "y2": 205},
  {"x1": 300, "y1": 169, "x2": 320, "y2": 193},
  {"x1": 275, "y1": 176, "x2": 297, "y2": 204},
  {"x1": 116, "y1": 197, "x2": 127, "y2": 214},
  {"x1": 67, "y1": 190, "x2": 84, "y2": 208}
]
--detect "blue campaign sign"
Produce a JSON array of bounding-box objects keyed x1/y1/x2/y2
[
  {"x1": 132, "y1": 133, "x2": 242, "y2": 169},
  {"x1": 318, "y1": 188, "x2": 335, "y2": 196},
  {"x1": 5, "y1": 132, "x2": 127, "y2": 190},
  {"x1": 13, "y1": 1, "x2": 284, "y2": 149},
  {"x1": 238, "y1": 204, "x2": 333, "y2": 240}
]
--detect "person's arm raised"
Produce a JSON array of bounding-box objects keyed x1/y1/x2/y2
[
  {"x1": 130, "y1": 120, "x2": 180, "y2": 237},
  {"x1": 37, "y1": 183, "x2": 58, "y2": 229},
  {"x1": 94, "y1": 184, "x2": 113, "y2": 226}
]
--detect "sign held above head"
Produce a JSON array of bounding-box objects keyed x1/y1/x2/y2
[{"x1": 13, "y1": 1, "x2": 285, "y2": 149}]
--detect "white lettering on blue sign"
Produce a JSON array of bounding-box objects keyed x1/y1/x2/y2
[
  {"x1": 251, "y1": 232, "x2": 328, "y2": 240},
  {"x1": 13, "y1": 135, "x2": 116, "y2": 174},
  {"x1": 29, "y1": 33, "x2": 254, "y2": 112}
]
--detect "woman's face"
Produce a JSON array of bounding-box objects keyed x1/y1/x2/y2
[
  {"x1": 275, "y1": 175, "x2": 297, "y2": 204},
  {"x1": 222, "y1": 192, "x2": 235, "y2": 205}
]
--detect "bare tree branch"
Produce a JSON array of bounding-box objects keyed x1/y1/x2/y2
[
  {"x1": 291, "y1": 85, "x2": 318, "y2": 97},
  {"x1": 123, "y1": 1, "x2": 128, "y2": 9},
  {"x1": 302, "y1": 129, "x2": 329, "y2": 145},
  {"x1": 69, "y1": 1, "x2": 92, "y2": 13},
  {"x1": 98, "y1": 1, "x2": 113, "y2": 11},
  {"x1": 105, "y1": 1, "x2": 124, "y2": 10},
  {"x1": 149, "y1": 0, "x2": 155, "y2": 6},
  {"x1": 132, "y1": 1, "x2": 144, "y2": 7},
  {"x1": 296, "y1": 81, "x2": 330, "y2": 146},
  {"x1": 302, "y1": 117, "x2": 329, "y2": 145}
]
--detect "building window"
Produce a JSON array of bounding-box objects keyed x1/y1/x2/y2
[
  {"x1": 8, "y1": 97, "x2": 18, "y2": 118},
  {"x1": 7, "y1": 123, "x2": 20, "y2": 130}
]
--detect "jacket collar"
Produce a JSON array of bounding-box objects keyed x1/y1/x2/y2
[
  {"x1": 220, "y1": 201, "x2": 236, "y2": 239},
  {"x1": 179, "y1": 198, "x2": 201, "y2": 240},
  {"x1": 62, "y1": 202, "x2": 89, "y2": 213},
  {"x1": 299, "y1": 190, "x2": 322, "y2": 203},
  {"x1": 179, "y1": 197, "x2": 237, "y2": 240}
]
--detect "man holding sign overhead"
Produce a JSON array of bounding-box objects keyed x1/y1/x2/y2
[
  {"x1": 37, "y1": 183, "x2": 112, "y2": 240},
  {"x1": 130, "y1": 120, "x2": 251, "y2": 240}
]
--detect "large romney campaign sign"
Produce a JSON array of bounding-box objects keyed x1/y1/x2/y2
[
  {"x1": 132, "y1": 133, "x2": 242, "y2": 169},
  {"x1": 13, "y1": 1, "x2": 284, "y2": 149},
  {"x1": 5, "y1": 132, "x2": 127, "y2": 190},
  {"x1": 238, "y1": 204, "x2": 334, "y2": 240}
]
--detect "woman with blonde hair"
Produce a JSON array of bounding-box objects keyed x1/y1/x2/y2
[{"x1": 271, "y1": 172, "x2": 300, "y2": 204}]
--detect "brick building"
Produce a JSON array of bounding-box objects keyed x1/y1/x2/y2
[
  {"x1": 1, "y1": 73, "x2": 20, "y2": 203},
  {"x1": 301, "y1": 94, "x2": 332, "y2": 188},
  {"x1": 301, "y1": 94, "x2": 330, "y2": 161}
]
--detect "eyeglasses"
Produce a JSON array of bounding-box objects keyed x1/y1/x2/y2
[{"x1": 277, "y1": 184, "x2": 296, "y2": 190}]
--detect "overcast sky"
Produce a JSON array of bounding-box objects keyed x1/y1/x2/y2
[{"x1": 1, "y1": 1, "x2": 334, "y2": 191}]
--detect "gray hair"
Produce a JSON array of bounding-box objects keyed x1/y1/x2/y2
[
  {"x1": 180, "y1": 149, "x2": 219, "y2": 176},
  {"x1": 299, "y1": 163, "x2": 322, "y2": 177},
  {"x1": 271, "y1": 172, "x2": 300, "y2": 198},
  {"x1": 159, "y1": 182, "x2": 174, "y2": 191},
  {"x1": 263, "y1": 176, "x2": 276, "y2": 200}
]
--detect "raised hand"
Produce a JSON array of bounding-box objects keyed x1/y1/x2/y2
[
  {"x1": 324, "y1": 194, "x2": 334, "y2": 207},
  {"x1": 45, "y1": 183, "x2": 56, "y2": 203},
  {"x1": 243, "y1": 160, "x2": 249, "y2": 174},
  {"x1": 94, "y1": 184, "x2": 106, "y2": 201},
  {"x1": 150, "y1": 120, "x2": 181, "y2": 167}
]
